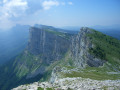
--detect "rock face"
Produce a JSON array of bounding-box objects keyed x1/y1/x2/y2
[
  {"x1": 28, "y1": 27, "x2": 70, "y2": 64},
  {"x1": 71, "y1": 27, "x2": 105, "y2": 68},
  {"x1": 50, "y1": 66, "x2": 62, "y2": 84},
  {"x1": 24, "y1": 27, "x2": 71, "y2": 78},
  {"x1": 12, "y1": 77, "x2": 120, "y2": 90}
]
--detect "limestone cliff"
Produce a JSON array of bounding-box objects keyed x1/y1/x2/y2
[
  {"x1": 50, "y1": 27, "x2": 106, "y2": 84},
  {"x1": 23, "y1": 27, "x2": 71, "y2": 78},
  {"x1": 48, "y1": 28, "x2": 120, "y2": 90},
  {"x1": 50, "y1": 27, "x2": 120, "y2": 85},
  {"x1": 0, "y1": 26, "x2": 72, "y2": 90},
  {"x1": 28, "y1": 27, "x2": 70, "y2": 64},
  {"x1": 71, "y1": 27, "x2": 105, "y2": 68}
]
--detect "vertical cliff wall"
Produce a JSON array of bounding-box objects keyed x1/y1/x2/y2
[
  {"x1": 71, "y1": 27, "x2": 105, "y2": 68},
  {"x1": 28, "y1": 27, "x2": 71, "y2": 64}
]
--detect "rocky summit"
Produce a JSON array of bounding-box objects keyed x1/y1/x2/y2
[
  {"x1": 71, "y1": 27, "x2": 105, "y2": 68},
  {"x1": 0, "y1": 26, "x2": 120, "y2": 90}
]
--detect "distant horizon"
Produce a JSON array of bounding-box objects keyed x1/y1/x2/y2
[{"x1": 1, "y1": 23, "x2": 120, "y2": 31}]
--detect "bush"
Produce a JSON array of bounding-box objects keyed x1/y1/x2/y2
[{"x1": 37, "y1": 87, "x2": 44, "y2": 90}]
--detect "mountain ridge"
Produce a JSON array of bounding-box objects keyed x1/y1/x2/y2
[
  {"x1": 12, "y1": 27, "x2": 120, "y2": 90},
  {"x1": 0, "y1": 26, "x2": 120, "y2": 90}
]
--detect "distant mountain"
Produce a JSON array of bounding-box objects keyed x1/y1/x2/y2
[
  {"x1": 100, "y1": 30, "x2": 120, "y2": 40},
  {"x1": 91, "y1": 25, "x2": 120, "y2": 40},
  {"x1": 0, "y1": 25, "x2": 30, "y2": 65},
  {"x1": 61, "y1": 26, "x2": 81, "y2": 31},
  {"x1": 0, "y1": 26, "x2": 120, "y2": 90},
  {"x1": 61, "y1": 25, "x2": 120, "y2": 40},
  {"x1": 34, "y1": 24, "x2": 79, "y2": 34},
  {"x1": 91, "y1": 24, "x2": 120, "y2": 30}
]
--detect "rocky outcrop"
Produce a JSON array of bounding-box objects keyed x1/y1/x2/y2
[
  {"x1": 50, "y1": 66, "x2": 62, "y2": 84},
  {"x1": 50, "y1": 27, "x2": 106, "y2": 84},
  {"x1": 71, "y1": 27, "x2": 105, "y2": 68},
  {"x1": 12, "y1": 77, "x2": 120, "y2": 90},
  {"x1": 28, "y1": 27, "x2": 70, "y2": 65}
]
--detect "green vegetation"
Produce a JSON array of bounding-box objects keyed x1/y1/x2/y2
[
  {"x1": 37, "y1": 87, "x2": 44, "y2": 90},
  {"x1": 89, "y1": 46, "x2": 106, "y2": 60},
  {"x1": 68, "y1": 58, "x2": 74, "y2": 66},
  {"x1": 88, "y1": 29, "x2": 120, "y2": 67},
  {"x1": 40, "y1": 70, "x2": 52, "y2": 82},
  {"x1": 39, "y1": 51, "x2": 72, "y2": 82},
  {"x1": 14, "y1": 52, "x2": 43, "y2": 78},
  {"x1": 63, "y1": 66, "x2": 120, "y2": 80},
  {"x1": 60, "y1": 51, "x2": 74, "y2": 66},
  {"x1": 46, "y1": 88, "x2": 54, "y2": 90},
  {"x1": 0, "y1": 47, "x2": 71, "y2": 90},
  {"x1": 45, "y1": 29, "x2": 65, "y2": 36},
  {"x1": 0, "y1": 51, "x2": 48, "y2": 90},
  {"x1": 45, "y1": 29, "x2": 72, "y2": 40}
]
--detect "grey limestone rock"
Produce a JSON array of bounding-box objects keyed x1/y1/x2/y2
[
  {"x1": 28, "y1": 27, "x2": 70, "y2": 65},
  {"x1": 71, "y1": 27, "x2": 105, "y2": 68}
]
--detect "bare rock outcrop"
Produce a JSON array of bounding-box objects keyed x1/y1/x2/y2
[{"x1": 71, "y1": 27, "x2": 105, "y2": 68}]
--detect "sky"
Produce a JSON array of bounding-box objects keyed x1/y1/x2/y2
[{"x1": 0, "y1": 0, "x2": 120, "y2": 30}]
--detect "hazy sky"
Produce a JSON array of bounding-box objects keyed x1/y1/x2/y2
[{"x1": 0, "y1": 0, "x2": 120, "y2": 29}]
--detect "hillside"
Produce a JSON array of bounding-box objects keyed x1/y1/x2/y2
[
  {"x1": 88, "y1": 29, "x2": 120, "y2": 67},
  {"x1": 12, "y1": 27, "x2": 120, "y2": 90},
  {"x1": 0, "y1": 27, "x2": 120, "y2": 90},
  {"x1": 49, "y1": 27, "x2": 120, "y2": 83},
  {"x1": 0, "y1": 26, "x2": 73, "y2": 90},
  {"x1": 99, "y1": 30, "x2": 120, "y2": 40}
]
